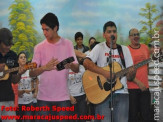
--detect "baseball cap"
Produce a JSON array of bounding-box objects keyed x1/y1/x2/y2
[{"x1": 0, "y1": 28, "x2": 14, "y2": 46}]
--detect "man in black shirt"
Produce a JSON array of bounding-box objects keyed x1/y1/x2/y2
[{"x1": 0, "y1": 28, "x2": 26, "y2": 122}]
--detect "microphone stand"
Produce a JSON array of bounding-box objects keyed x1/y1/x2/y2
[{"x1": 108, "y1": 36, "x2": 114, "y2": 122}]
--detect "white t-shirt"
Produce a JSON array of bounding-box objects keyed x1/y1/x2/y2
[
  {"x1": 18, "y1": 70, "x2": 33, "y2": 104},
  {"x1": 86, "y1": 42, "x2": 133, "y2": 93},
  {"x1": 85, "y1": 50, "x2": 91, "y2": 56},
  {"x1": 68, "y1": 65, "x2": 85, "y2": 96}
]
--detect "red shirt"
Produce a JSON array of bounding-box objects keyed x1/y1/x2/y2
[
  {"x1": 127, "y1": 44, "x2": 149, "y2": 89},
  {"x1": 12, "y1": 83, "x2": 18, "y2": 107}
]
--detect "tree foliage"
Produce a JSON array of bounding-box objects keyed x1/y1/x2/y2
[
  {"x1": 8, "y1": 0, "x2": 37, "y2": 60},
  {"x1": 94, "y1": 29, "x2": 104, "y2": 43},
  {"x1": 139, "y1": 2, "x2": 160, "y2": 44}
]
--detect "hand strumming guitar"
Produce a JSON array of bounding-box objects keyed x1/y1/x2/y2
[
  {"x1": 12, "y1": 66, "x2": 27, "y2": 84},
  {"x1": 18, "y1": 65, "x2": 27, "y2": 75},
  {"x1": 0, "y1": 63, "x2": 5, "y2": 72},
  {"x1": 102, "y1": 70, "x2": 116, "y2": 81},
  {"x1": 127, "y1": 66, "x2": 136, "y2": 81}
]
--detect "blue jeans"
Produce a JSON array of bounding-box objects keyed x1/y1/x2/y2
[
  {"x1": 95, "y1": 93, "x2": 129, "y2": 122},
  {"x1": 17, "y1": 102, "x2": 35, "y2": 122},
  {"x1": 72, "y1": 94, "x2": 87, "y2": 122},
  {"x1": 36, "y1": 100, "x2": 72, "y2": 122}
]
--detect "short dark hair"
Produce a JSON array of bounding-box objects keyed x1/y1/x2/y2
[
  {"x1": 74, "y1": 32, "x2": 83, "y2": 40},
  {"x1": 0, "y1": 28, "x2": 13, "y2": 46},
  {"x1": 103, "y1": 21, "x2": 117, "y2": 33},
  {"x1": 90, "y1": 41, "x2": 99, "y2": 50},
  {"x1": 40, "y1": 13, "x2": 59, "y2": 31},
  {"x1": 88, "y1": 37, "x2": 96, "y2": 44}
]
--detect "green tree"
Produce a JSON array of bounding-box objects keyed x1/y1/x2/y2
[
  {"x1": 8, "y1": 0, "x2": 37, "y2": 60},
  {"x1": 94, "y1": 29, "x2": 103, "y2": 43},
  {"x1": 117, "y1": 23, "x2": 128, "y2": 45},
  {"x1": 139, "y1": 2, "x2": 160, "y2": 44},
  {"x1": 83, "y1": 31, "x2": 91, "y2": 46}
]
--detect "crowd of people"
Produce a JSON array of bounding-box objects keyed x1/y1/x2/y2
[{"x1": 0, "y1": 12, "x2": 162, "y2": 122}]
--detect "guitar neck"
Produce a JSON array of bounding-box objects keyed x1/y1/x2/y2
[
  {"x1": 5, "y1": 67, "x2": 19, "y2": 74},
  {"x1": 115, "y1": 58, "x2": 151, "y2": 78}
]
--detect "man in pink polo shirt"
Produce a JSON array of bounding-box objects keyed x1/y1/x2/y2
[{"x1": 30, "y1": 13, "x2": 79, "y2": 122}]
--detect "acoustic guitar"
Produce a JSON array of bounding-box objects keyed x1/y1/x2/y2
[
  {"x1": 0, "y1": 62, "x2": 37, "y2": 81},
  {"x1": 82, "y1": 57, "x2": 160, "y2": 104}
]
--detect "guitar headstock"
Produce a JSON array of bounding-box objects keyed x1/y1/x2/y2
[{"x1": 24, "y1": 62, "x2": 37, "y2": 70}]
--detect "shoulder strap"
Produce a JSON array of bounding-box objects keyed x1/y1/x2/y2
[{"x1": 116, "y1": 44, "x2": 126, "y2": 68}]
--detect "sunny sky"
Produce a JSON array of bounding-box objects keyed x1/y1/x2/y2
[{"x1": 0, "y1": 0, "x2": 162, "y2": 39}]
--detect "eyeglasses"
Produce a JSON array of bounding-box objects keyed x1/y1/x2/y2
[
  {"x1": 107, "y1": 30, "x2": 117, "y2": 33},
  {"x1": 130, "y1": 33, "x2": 139, "y2": 37}
]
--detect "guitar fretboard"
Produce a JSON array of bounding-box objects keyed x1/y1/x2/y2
[{"x1": 115, "y1": 58, "x2": 151, "y2": 78}]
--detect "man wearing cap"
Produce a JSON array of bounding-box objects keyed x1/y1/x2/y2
[{"x1": 0, "y1": 28, "x2": 26, "y2": 122}]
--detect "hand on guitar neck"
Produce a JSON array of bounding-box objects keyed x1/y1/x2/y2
[
  {"x1": 126, "y1": 66, "x2": 137, "y2": 81},
  {"x1": 127, "y1": 66, "x2": 147, "y2": 91}
]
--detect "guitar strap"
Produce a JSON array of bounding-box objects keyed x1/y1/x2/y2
[{"x1": 116, "y1": 44, "x2": 126, "y2": 68}]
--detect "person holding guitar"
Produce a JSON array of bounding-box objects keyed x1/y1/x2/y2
[
  {"x1": 0, "y1": 28, "x2": 26, "y2": 122},
  {"x1": 83, "y1": 21, "x2": 135, "y2": 122},
  {"x1": 127, "y1": 28, "x2": 151, "y2": 122},
  {"x1": 29, "y1": 13, "x2": 79, "y2": 122}
]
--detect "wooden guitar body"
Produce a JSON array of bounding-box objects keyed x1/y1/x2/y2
[
  {"x1": 0, "y1": 65, "x2": 9, "y2": 80},
  {"x1": 82, "y1": 56, "x2": 162, "y2": 104},
  {"x1": 82, "y1": 62, "x2": 123, "y2": 104}
]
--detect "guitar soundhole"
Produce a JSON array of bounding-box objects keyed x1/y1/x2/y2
[
  {"x1": 103, "y1": 81, "x2": 116, "y2": 91},
  {"x1": 108, "y1": 81, "x2": 116, "y2": 90}
]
